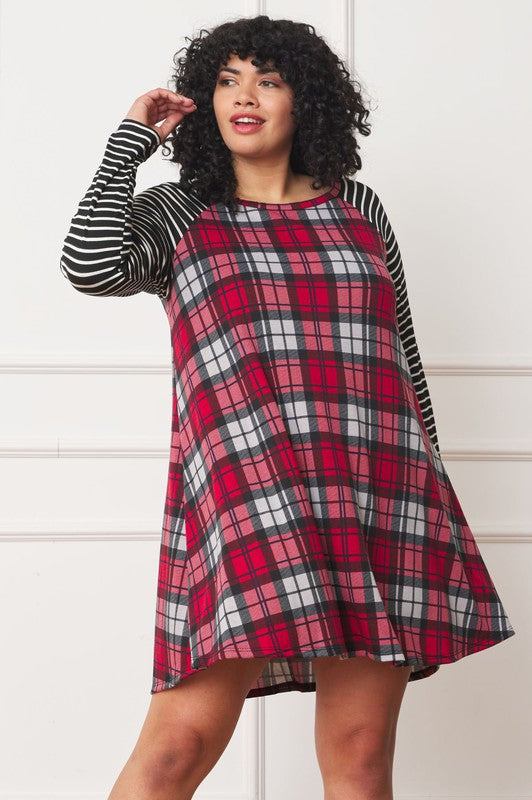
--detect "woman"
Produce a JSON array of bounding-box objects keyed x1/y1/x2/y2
[{"x1": 60, "y1": 14, "x2": 516, "y2": 800}]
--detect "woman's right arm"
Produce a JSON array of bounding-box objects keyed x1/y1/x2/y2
[{"x1": 59, "y1": 89, "x2": 196, "y2": 298}]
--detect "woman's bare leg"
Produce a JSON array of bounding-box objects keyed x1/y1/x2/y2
[
  {"x1": 107, "y1": 656, "x2": 270, "y2": 800},
  {"x1": 313, "y1": 655, "x2": 412, "y2": 800}
]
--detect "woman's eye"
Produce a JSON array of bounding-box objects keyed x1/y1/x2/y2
[{"x1": 217, "y1": 78, "x2": 278, "y2": 87}]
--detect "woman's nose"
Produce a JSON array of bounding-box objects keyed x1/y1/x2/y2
[{"x1": 234, "y1": 86, "x2": 258, "y2": 105}]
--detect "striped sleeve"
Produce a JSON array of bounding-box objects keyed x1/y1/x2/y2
[
  {"x1": 355, "y1": 183, "x2": 441, "y2": 455},
  {"x1": 59, "y1": 118, "x2": 173, "y2": 299}
]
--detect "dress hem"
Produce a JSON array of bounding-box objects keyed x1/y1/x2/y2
[{"x1": 150, "y1": 627, "x2": 516, "y2": 698}]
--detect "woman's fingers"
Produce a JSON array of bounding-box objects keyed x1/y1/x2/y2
[
  {"x1": 124, "y1": 88, "x2": 197, "y2": 138},
  {"x1": 155, "y1": 112, "x2": 189, "y2": 143}
]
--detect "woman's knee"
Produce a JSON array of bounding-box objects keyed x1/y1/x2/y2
[
  {"x1": 128, "y1": 724, "x2": 207, "y2": 793},
  {"x1": 128, "y1": 658, "x2": 270, "y2": 789},
  {"x1": 319, "y1": 722, "x2": 394, "y2": 782},
  {"x1": 313, "y1": 657, "x2": 411, "y2": 786}
]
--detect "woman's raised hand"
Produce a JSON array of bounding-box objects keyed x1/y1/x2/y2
[{"x1": 124, "y1": 88, "x2": 197, "y2": 142}]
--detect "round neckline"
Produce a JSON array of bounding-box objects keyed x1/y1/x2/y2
[{"x1": 235, "y1": 179, "x2": 341, "y2": 210}]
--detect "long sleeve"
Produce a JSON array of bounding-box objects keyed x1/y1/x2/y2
[
  {"x1": 59, "y1": 118, "x2": 173, "y2": 298},
  {"x1": 361, "y1": 186, "x2": 441, "y2": 455}
]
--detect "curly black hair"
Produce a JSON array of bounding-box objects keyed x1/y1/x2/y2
[{"x1": 162, "y1": 14, "x2": 373, "y2": 213}]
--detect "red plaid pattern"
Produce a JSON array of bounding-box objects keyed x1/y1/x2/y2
[{"x1": 152, "y1": 181, "x2": 515, "y2": 698}]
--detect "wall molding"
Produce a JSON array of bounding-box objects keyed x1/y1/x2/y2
[
  {"x1": 0, "y1": 436, "x2": 531, "y2": 461},
  {"x1": 1, "y1": 355, "x2": 532, "y2": 375},
  {"x1": 0, "y1": 521, "x2": 529, "y2": 544},
  {"x1": 344, "y1": 0, "x2": 355, "y2": 78}
]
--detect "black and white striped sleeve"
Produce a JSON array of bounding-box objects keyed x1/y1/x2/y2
[
  {"x1": 59, "y1": 118, "x2": 173, "y2": 299},
  {"x1": 363, "y1": 186, "x2": 441, "y2": 455}
]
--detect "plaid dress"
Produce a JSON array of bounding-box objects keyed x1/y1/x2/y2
[{"x1": 60, "y1": 118, "x2": 516, "y2": 698}]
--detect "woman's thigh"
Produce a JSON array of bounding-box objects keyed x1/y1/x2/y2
[{"x1": 313, "y1": 655, "x2": 412, "y2": 779}]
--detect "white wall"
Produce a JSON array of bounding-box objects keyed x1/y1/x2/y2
[{"x1": 1, "y1": 0, "x2": 530, "y2": 798}]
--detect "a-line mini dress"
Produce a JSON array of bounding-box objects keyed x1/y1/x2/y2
[{"x1": 60, "y1": 118, "x2": 516, "y2": 698}]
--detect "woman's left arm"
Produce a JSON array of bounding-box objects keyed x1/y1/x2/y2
[{"x1": 371, "y1": 190, "x2": 442, "y2": 455}]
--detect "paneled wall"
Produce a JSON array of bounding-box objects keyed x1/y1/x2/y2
[{"x1": 1, "y1": 1, "x2": 529, "y2": 797}]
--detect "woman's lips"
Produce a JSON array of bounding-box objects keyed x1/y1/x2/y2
[{"x1": 230, "y1": 120, "x2": 265, "y2": 134}]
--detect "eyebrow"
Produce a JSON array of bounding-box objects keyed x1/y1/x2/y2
[{"x1": 217, "y1": 66, "x2": 280, "y2": 77}]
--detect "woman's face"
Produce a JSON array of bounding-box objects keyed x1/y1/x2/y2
[{"x1": 212, "y1": 53, "x2": 297, "y2": 158}]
